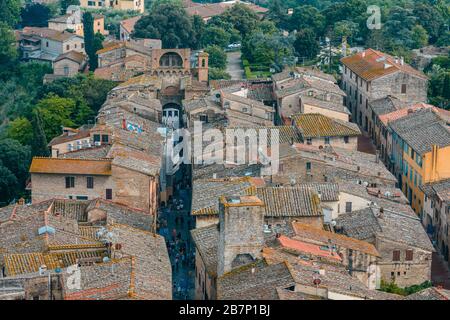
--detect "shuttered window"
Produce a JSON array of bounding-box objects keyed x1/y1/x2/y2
[
  {"x1": 393, "y1": 250, "x2": 401, "y2": 261},
  {"x1": 405, "y1": 250, "x2": 413, "y2": 261}
]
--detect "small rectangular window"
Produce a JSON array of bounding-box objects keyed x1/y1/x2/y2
[
  {"x1": 345, "y1": 202, "x2": 352, "y2": 213},
  {"x1": 344, "y1": 136, "x2": 349, "y2": 144},
  {"x1": 65, "y1": 176, "x2": 75, "y2": 188},
  {"x1": 93, "y1": 134, "x2": 100, "y2": 142},
  {"x1": 87, "y1": 176, "x2": 94, "y2": 189},
  {"x1": 401, "y1": 84, "x2": 407, "y2": 94},
  {"x1": 306, "y1": 162, "x2": 311, "y2": 171},
  {"x1": 324, "y1": 137, "x2": 330, "y2": 145},
  {"x1": 101, "y1": 135, "x2": 109, "y2": 143},
  {"x1": 106, "y1": 188, "x2": 112, "y2": 200}
]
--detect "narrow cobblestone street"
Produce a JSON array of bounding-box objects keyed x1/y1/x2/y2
[{"x1": 158, "y1": 166, "x2": 196, "y2": 300}]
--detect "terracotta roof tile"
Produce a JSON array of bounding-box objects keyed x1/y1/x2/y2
[
  {"x1": 292, "y1": 113, "x2": 361, "y2": 138},
  {"x1": 341, "y1": 48, "x2": 427, "y2": 81},
  {"x1": 29, "y1": 157, "x2": 112, "y2": 175},
  {"x1": 119, "y1": 15, "x2": 142, "y2": 34},
  {"x1": 292, "y1": 222, "x2": 380, "y2": 257}
]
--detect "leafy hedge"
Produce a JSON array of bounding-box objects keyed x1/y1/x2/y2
[{"x1": 379, "y1": 280, "x2": 432, "y2": 296}]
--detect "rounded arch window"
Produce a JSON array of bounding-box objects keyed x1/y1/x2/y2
[{"x1": 159, "y1": 52, "x2": 183, "y2": 68}]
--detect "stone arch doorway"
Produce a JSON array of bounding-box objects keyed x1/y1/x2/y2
[{"x1": 162, "y1": 103, "x2": 181, "y2": 129}]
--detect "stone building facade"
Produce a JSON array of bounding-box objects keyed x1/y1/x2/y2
[
  {"x1": 341, "y1": 49, "x2": 428, "y2": 133},
  {"x1": 335, "y1": 206, "x2": 434, "y2": 288}
]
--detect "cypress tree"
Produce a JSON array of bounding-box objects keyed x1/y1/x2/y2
[
  {"x1": 31, "y1": 111, "x2": 50, "y2": 157},
  {"x1": 82, "y1": 12, "x2": 97, "y2": 71}
]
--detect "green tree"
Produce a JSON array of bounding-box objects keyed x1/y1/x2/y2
[
  {"x1": 202, "y1": 26, "x2": 231, "y2": 48},
  {"x1": 83, "y1": 12, "x2": 98, "y2": 71},
  {"x1": 383, "y1": 6, "x2": 418, "y2": 49},
  {"x1": 208, "y1": 68, "x2": 231, "y2": 80},
  {"x1": 268, "y1": 0, "x2": 288, "y2": 29},
  {"x1": 191, "y1": 15, "x2": 206, "y2": 50},
  {"x1": 220, "y1": 4, "x2": 259, "y2": 39},
  {"x1": 413, "y1": 3, "x2": 445, "y2": 43},
  {"x1": 0, "y1": 22, "x2": 18, "y2": 66},
  {"x1": 205, "y1": 45, "x2": 227, "y2": 69},
  {"x1": 289, "y1": 5, "x2": 325, "y2": 35},
  {"x1": 243, "y1": 31, "x2": 294, "y2": 69},
  {"x1": 133, "y1": 2, "x2": 194, "y2": 48},
  {"x1": 20, "y1": 3, "x2": 51, "y2": 27},
  {"x1": 7, "y1": 117, "x2": 33, "y2": 146},
  {"x1": 0, "y1": 0, "x2": 21, "y2": 27},
  {"x1": 60, "y1": 0, "x2": 80, "y2": 14},
  {"x1": 332, "y1": 20, "x2": 359, "y2": 45},
  {"x1": 0, "y1": 139, "x2": 31, "y2": 199},
  {"x1": 0, "y1": 164, "x2": 18, "y2": 206},
  {"x1": 34, "y1": 94, "x2": 76, "y2": 141},
  {"x1": 293, "y1": 28, "x2": 320, "y2": 60},
  {"x1": 31, "y1": 111, "x2": 50, "y2": 157},
  {"x1": 411, "y1": 25, "x2": 429, "y2": 49}
]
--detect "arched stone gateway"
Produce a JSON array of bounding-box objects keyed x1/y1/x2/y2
[{"x1": 162, "y1": 103, "x2": 181, "y2": 129}]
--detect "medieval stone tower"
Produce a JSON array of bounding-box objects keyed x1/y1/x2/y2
[
  {"x1": 217, "y1": 195, "x2": 265, "y2": 276},
  {"x1": 197, "y1": 51, "x2": 209, "y2": 83}
]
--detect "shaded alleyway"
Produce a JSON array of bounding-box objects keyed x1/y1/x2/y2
[{"x1": 158, "y1": 165, "x2": 196, "y2": 299}]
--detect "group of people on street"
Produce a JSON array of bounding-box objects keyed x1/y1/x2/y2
[{"x1": 158, "y1": 173, "x2": 195, "y2": 300}]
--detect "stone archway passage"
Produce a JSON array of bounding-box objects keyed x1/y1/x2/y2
[{"x1": 162, "y1": 103, "x2": 182, "y2": 129}]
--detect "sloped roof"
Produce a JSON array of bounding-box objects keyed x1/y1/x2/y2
[
  {"x1": 369, "y1": 95, "x2": 408, "y2": 117},
  {"x1": 389, "y1": 108, "x2": 450, "y2": 155},
  {"x1": 378, "y1": 103, "x2": 434, "y2": 125},
  {"x1": 119, "y1": 15, "x2": 142, "y2": 34},
  {"x1": 292, "y1": 113, "x2": 361, "y2": 138},
  {"x1": 29, "y1": 157, "x2": 112, "y2": 175},
  {"x1": 22, "y1": 27, "x2": 80, "y2": 42},
  {"x1": 217, "y1": 261, "x2": 295, "y2": 300},
  {"x1": 298, "y1": 183, "x2": 339, "y2": 201},
  {"x1": 190, "y1": 224, "x2": 219, "y2": 277},
  {"x1": 341, "y1": 48, "x2": 427, "y2": 81},
  {"x1": 405, "y1": 287, "x2": 450, "y2": 300},
  {"x1": 256, "y1": 186, "x2": 322, "y2": 217},
  {"x1": 420, "y1": 179, "x2": 450, "y2": 202},
  {"x1": 191, "y1": 178, "x2": 254, "y2": 216},
  {"x1": 287, "y1": 261, "x2": 402, "y2": 300},
  {"x1": 300, "y1": 96, "x2": 350, "y2": 114},
  {"x1": 54, "y1": 50, "x2": 86, "y2": 64},
  {"x1": 292, "y1": 222, "x2": 380, "y2": 257},
  {"x1": 335, "y1": 207, "x2": 434, "y2": 252},
  {"x1": 48, "y1": 125, "x2": 91, "y2": 146}
]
